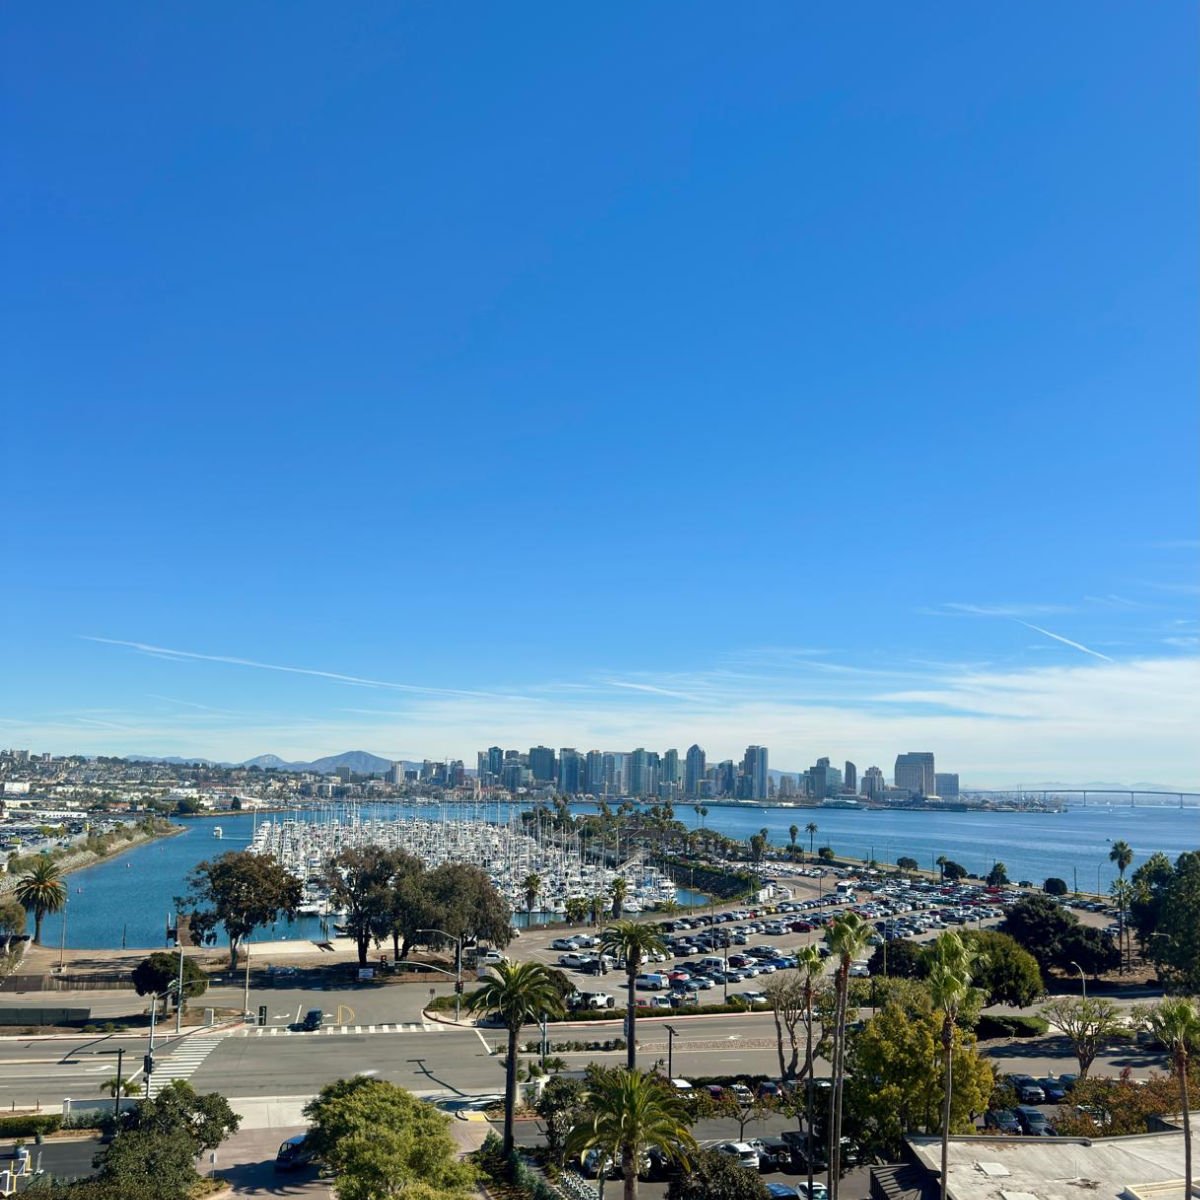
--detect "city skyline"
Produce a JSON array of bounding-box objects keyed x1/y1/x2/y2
[{"x1": 3, "y1": 6, "x2": 1196, "y2": 788}]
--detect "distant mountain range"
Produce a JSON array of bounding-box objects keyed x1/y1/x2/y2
[{"x1": 126, "y1": 750, "x2": 414, "y2": 776}]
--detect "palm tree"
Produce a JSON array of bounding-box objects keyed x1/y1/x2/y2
[
  {"x1": 1109, "y1": 840, "x2": 1134, "y2": 971},
  {"x1": 14, "y1": 858, "x2": 67, "y2": 945},
  {"x1": 789, "y1": 824, "x2": 800, "y2": 861},
  {"x1": 795, "y1": 943, "x2": 826, "y2": 1200},
  {"x1": 806, "y1": 822, "x2": 819, "y2": 860},
  {"x1": 468, "y1": 960, "x2": 563, "y2": 1156},
  {"x1": 523, "y1": 872, "x2": 542, "y2": 920},
  {"x1": 566, "y1": 1068, "x2": 696, "y2": 1200},
  {"x1": 824, "y1": 911, "x2": 871, "y2": 1200},
  {"x1": 1145, "y1": 997, "x2": 1200, "y2": 1196},
  {"x1": 601, "y1": 920, "x2": 667, "y2": 1070},
  {"x1": 609, "y1": 876, "x2": 628, "y2": 921},
  {"x1": 927, "y1": 932, "x2": 980, "y2": 1200}
]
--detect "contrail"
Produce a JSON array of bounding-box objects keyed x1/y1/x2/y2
[
  {"x1": 1017, "y1": 622, "x2": 1114, "y2": 662},
  {"x1": 81, "y1": 636, "x2": 522, "y2": 700}
]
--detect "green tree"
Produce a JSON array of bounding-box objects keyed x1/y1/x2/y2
[
  {"x1": 113, "y1": 1080, "x2": 240, "y2": 1152},
  {"x1": 749, "y1": 833, "x2": 766, "y2": 864},
  {"x1": 566, "y1": 1068, "x2": 696, "y2": 1200},
  {"x1": 468, "y1": 960, "x2": 563, "y2": 1155},
  {"x1": 806, "y1": 822, "x2": 819, "y2": 859},
  {"x1": 601, "y1": 920, "x2": 667, "y2": 1070},
  {"x1": 0, "y1": 896, "x2": 27, "y2": 957},
  {"x1": 14, "y1": 858, "x2": 67, "y2": 945},
  {"x1": 940, "y1": 860, "x2": 967, "y2": 882},
  {"x1": 999, "y1": 893, "x2": 1078, "y2": 974},
  {"x1": 1144, "y1": 997, "x2": 1200, "y2": 1196},
  {"x1": 1060, "y1": 924, "x2": 1120, "y2": 980},
  {"x1": 866, "y1": 938, "x2": 925, "y2": 981},
  {"x1": 535, "y1": 1075, "x2": 588, "y2": 1166},
  {"x1": 818, "y1": 846, "x2": 835, "y2": 863},
  {"x1": 763, "y1": 948, "x2": 822, "y2": 1081},
  {"x1": 824, "y1": 911, "x2": 872, "y2": 1199},
  {"x1": 668, "y1": 1147, "x2": 768, "y2": 1200},
  {"x1": 1043, "y1": 877, "x2": 1068, "y2": 896},
  {"x1": 961, "y1": 930, "x2": 1043, "y2": 1008},
  {"x1": 422, "y1": 862, "x2": 514, "y2": 950},
  {"x1": 523, "y1": 872, "x2": 542, "y2": 919},
  {"x1": 131, "y1": 952, "x2": 208, "y2": 1017},
  {"x1": 303, "y1": 1075, "x2": 476, "y2": 1200},
  {"x1": 93, "y1": 1128, "x2": 199, "y2": 1200},
  {"x1": 610, "y1": 876, "x2": 628, "y2": 921},
  {"x1": 1043, "y1": 996, "x2": 1125, "y2": 1077},
  {"x1": 326, "y1": 846, "x2": 397, "y2": 967},
  {"x1": 1145, "y1": 851, "x2": 1200, "y2": 993},
  {"x1": 1129, "y1": 850, "x2": 1175, "y2": 952},
  {"x1": 896, "y1": 856, "x2": 920, "y2": 873},
  {"x1": 986, "y1": 862, "x2": 1008, "y2": 887},
  {"x1": 177, "y1": 850, "x2": 301, "y2": 970},
  {"x1": 844, "y1": 987, "x2": 992, "y2": 1164},
  {"x1": 928, "y1": 933, "x2": 981, "y2": 1200}
]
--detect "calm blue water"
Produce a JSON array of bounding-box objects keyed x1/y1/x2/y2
[{"x1": 31, "y1": 801, "x2": 1199, "y2": 951}]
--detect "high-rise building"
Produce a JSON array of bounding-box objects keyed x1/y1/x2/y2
[
  {"x1": 558, "y1": 748, "x2": 582, "y2": 794},
  {"x1": 389, "y1": 761, "x2": 405, "y2": 786},
  {"x1": 844, "y1": 761, "x2": 857, "y2": 794},
  {"x1": 628, "y1": 748, "x2": 650, "y2": 796},
  {"x1": 808, "y1": 757, "x2": 842, "y2": 799},
  {"x1": 529, "y1": 746, "x2": 557, "y2": 784},
  {"x1": 661, "y1": 749, "x2": 680, "y2": 786},
  {"x1": 742, "y1": 745, "x2": 768, "y2": 800},
  {"x1": 684, "y1": 745, "x2": 706, "y2": 797},
  {"x1": 487, "y1": 746, "x2": 504, "y2": 778},
  {"x1": 895, "y1": 752, "x2": 936, "y2": 797},
  {"x1": 585, "y1": 750, "x2": 605, "y2": 794},
  {"x1": 717, "y1": 760, "x2": 737, "y2": 797},
  {"x1": 861, "y1": 765, "x2": 885, "y2": 800},
  {"x1": 934, "y1": 772, "x2": 960, "y2": 799}
]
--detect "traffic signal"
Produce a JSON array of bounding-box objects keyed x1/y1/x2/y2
[
  {"x1": 258, "y1": 1005, "x2": 268, "y2": 1026},
  {"x1": 143, "y1": 1054, "x2": 154, "y2": 1076},
  {"x1": 454, "y1": 981, "x2": 464, "y2": 994}
]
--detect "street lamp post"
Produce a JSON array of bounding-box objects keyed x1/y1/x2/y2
[
  {"x1": 1070, "y1": 960, "x2": 1087, "y2": 1000},
  {"x1": 665, "y1": 1024, "x2": 679, "y2": 1080},
  {"x1": 418, "y1": 928, "x2": 463, "y2": 1023},
  {"x1": 146, "y1": 983, "x2": 178, "y2": 1098},
  {"x1": 58, "y1": 897, "x2": 69, "y2": 973}
]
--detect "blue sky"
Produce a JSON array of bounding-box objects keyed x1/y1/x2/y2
[{"x1": 3, "y1": 4, "x2": 1197, "y2": 786}]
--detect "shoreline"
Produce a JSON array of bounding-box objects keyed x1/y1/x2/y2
[{"x1": 0, "y1": 819, "x2": 184, "y2": 896}]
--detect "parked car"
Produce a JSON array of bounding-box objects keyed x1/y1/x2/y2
[
  {"x1": 717, "y1": 1142, "x2": 760, "y2": 1170},
  {"x1": 300, "y1": 1008, "x2": 324, "y2": 1032},
  {"x1": 1015, "y1": 1106, "x2": 1056, "y2": 1136},
  {"x1": 1038, "y1": 1077, "x2": 1069, "y2": 1103},
  {"x1": 796, "y1": 1185, "x2": 829, "y2": 1200},
  {"x1": 729, "y1": 1083, "x2": 755, "y2": 1103},
  {"x1": 751, "y1": 1135, "x2": 792, "y2": 1171},
  {"x1": 983, "y1": 1108, "x2": 1022, "y2": 1135}
]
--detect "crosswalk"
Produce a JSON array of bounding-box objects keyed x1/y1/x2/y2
[
  {"x1": 145, "y1": 1035, "x2": 224, "y2": 1094},
  {"x1": 236, "y1": 1022, "x2": 444, "y2": 1037}
]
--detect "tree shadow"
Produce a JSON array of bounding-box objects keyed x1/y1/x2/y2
[{"x1": 214, "y1": 1157, "x2": 323, "y2": 1196}]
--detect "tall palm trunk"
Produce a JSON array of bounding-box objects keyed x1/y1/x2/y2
[
  {"x1": 622, "y1": 1145, "x2": 638, "y2": 1200},
  {"x1": 940, "y1": 1014, "x2": 953, "y2": 1200},
  {"x1": 626, "y1": 964, "x2": 637, "y2": 1069},
  {"x1": 828, "y1": 963, "x2": 848, "y2": 1199},
  {"x1": 805, "y1": 982, "x2": 816, "y2": 1200},
  {"x1": 1179, "y1": 1046, "x2": 1192, "y2": 1198},
  {"x1": 503, "y1": 1022, "x2": 519, "y2": 1155},
  {"x1": 33, "y1": 912, "x2": 44, "y2": 946}
]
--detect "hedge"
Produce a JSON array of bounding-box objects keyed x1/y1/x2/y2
[
  {"x1": 974, "y1": 1014, "x2": 1049, "y2": 1040},
  {"x1": 0, "y1": 1114, "x2": 63, "y2": 1137}
]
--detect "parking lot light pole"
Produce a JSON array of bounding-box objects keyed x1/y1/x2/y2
[
  {"x1": 418, "y1": 928, "x2": 463, "y2": 1023},
  {"x1": 664, "y1": 1024, "x2": 678, "y2": 1079},
  {"x1": 1071, "y1": 960, "x2": 1087, "y2": 999}
]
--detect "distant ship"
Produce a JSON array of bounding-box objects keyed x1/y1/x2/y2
[
  {"x1": 820, "y1": 797, "x2": 861, "y2": 809},
  {"x1": 212, "y1": 826, "x2": 223, "y2": 839}
]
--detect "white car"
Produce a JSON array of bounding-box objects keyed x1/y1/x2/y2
[
  {"x1": 848, "y1": 961, "x2": 870, "y2": 977},
  {"x1": 559, "y1": 952, "x2": 588, "y2": 968},
  {"x1": 717, "y1": 1142, "x2": 760, "y2": 1170}
]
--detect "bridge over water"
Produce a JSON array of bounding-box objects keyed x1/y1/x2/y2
[{"x1": 960, "y1": 788, "x2": 1199, "y2": 808}]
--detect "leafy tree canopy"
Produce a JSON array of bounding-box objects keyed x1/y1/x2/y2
[
  {"x1": 113, "y1": 1080, "x2": 240, "y2": 1153},
  {"x1": 130, "y1": 952, "x2": 208, "y2": 1005},
  {"x1": 177, "y1": 850, "x2": 301, "y2": 969},
  {"x1": 93, "y1": 1129, "x2": 199, "y2": 1200},
  {"x1": 1043, "y1": 877, "x2": 1069, "y2": 896},
  {"x1": 961, "y1": 930, "x2": 1044, "y2": 1008},
  {"x1": 1134, "y1": 850, "x2": 1200, "y2": 993},
  {"x1": 667, "y1": 1148, "x2": 769, "y2": 1200},
  {"x1": 843, "y1": 996, "x2": 992, "y2": 1163},
  {"x1": 999, "y1": 893, "x2": 1077, "y2": 974},
  {"x1": 303, "y1": 1075, "x2": 475, "y2": 1200}
]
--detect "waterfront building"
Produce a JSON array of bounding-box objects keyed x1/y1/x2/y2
[
  {"x1": 777, "y1": 773, "x2": 798, "y2": 799},
  {"x1": 808, "y1": 757, "x2": 842, "y2": 799},
  {"x1": 585, "y1": 750, "x2": 605, "y2": 794},
  {"x1": 743, "y1": 745, "x2": 769, "y2": 800},
  {"x1": 661, "y1": 748, "x2": 680, "y2": 786},
  {"x1": 558, "y1": 748, "x2": 582, "y2": 794},
  {"x1": 486, "y1": 746, "x2": 504, "y2": 778},
  {"x1": 844, "y1": 761, "x2": 857, "y2": 793},
  {"x1": 861, "y1": 765, "x2": 886, "y2": 800},
  {"x1": 895, "y1": 751, "x2": 936, "y2": 797},
  {"x1": 935, "y1": 772, "x2": 960, "y2": 799},
  {"x1": 684, "y1": 744, "x2": 706, "y2": 797},
  {"x1": 529, "y1": 745, "x2": 557, "y2": 784},
  {"x1": 717, "y1": 759, "x2": 737, "y2": 797},
  {"x1": 389, "y1": 761, "x2": 404, "y2": 786},
  {"x1": 628, "y1": 748, "x2": 650, "y2": 796}
]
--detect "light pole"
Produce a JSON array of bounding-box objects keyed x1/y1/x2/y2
[
  {"x1": 58, "y1": 897, "x2": 68, "y2": 972},
  {"x1": 174, "y1": 940, "x2": 186, "y2": 1034},
  {"x1": 146, "y1": 983, "x2": 178, "y2": 1098},
  {"x1": 1070, "y1": 960, "x2": 1087, "y2": 1000},
  {"x1": 242, "y1": 940, "x2": 252, "y2": 1019},
  {"x1": 665, "y1": 1024, "x2": 679, "y2": 1080},
  {"x1": 418, "y1": 928, "x2": 463, "y2": 1023}
]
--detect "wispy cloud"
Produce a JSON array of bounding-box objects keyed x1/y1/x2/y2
[
  {"x1": 921, "y1": 602, "x2": 1077, "y2": 618},
  {"x1": 1017, "y1": 621, "x2": 1114, "y2": 662},
  {"x1": 81, "y1": 636, "x2": 525, "y2": 701}
]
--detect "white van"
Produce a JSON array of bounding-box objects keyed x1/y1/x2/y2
[
  {"x1": 700, "y1": 955, "x2": 725, "y2": 972},
  {"x1": 635, "y1": 973, "x2": 667, "y2": 990}
]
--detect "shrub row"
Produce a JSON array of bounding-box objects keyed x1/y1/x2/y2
[
  {"x1": 0, "y1": 1114, "x2": 63, "y2": 1137},
  {"x1": 974, "y1": 1014, "x2": 1049, "y2": 1040}
]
